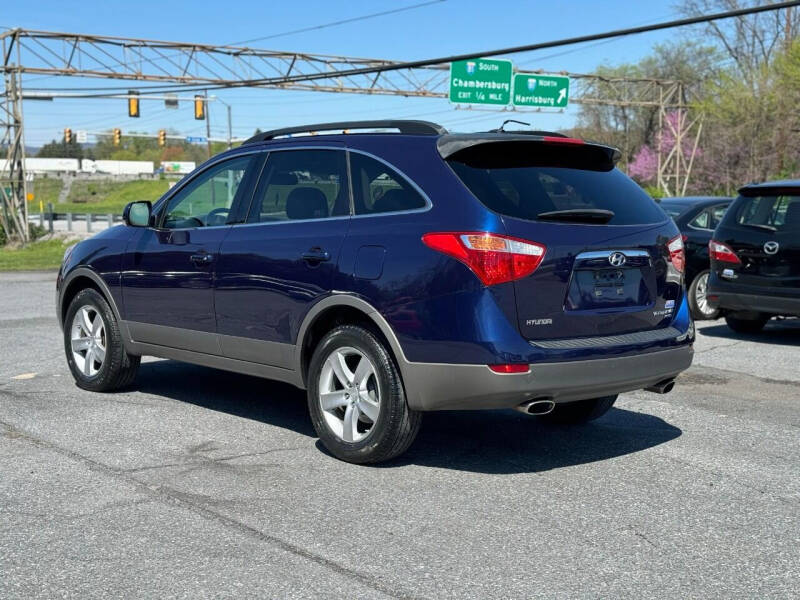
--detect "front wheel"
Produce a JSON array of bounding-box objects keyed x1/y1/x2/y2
[
  {"x1": 725, "y1": 314, "x2": 769, "y2": 334},
  {"x1": 64, "y1": 288, "x2": 140, "y2": 392},
  {"x1": 307, "y1": 325, "x2": 422, "y2": 464},
  {"x1": 538, "y1": 395, "x2": 618, "y2": 425},
  {"x1": 688, "y1": 270, "x2": 720, "y2": 320}
]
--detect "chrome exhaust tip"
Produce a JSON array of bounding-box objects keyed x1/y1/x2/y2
[
  {"x1": 515, "y1": 398, "x2": 556, "y2": 416},
  {"x1": 645, "y1": 378, "x2": 675, "y2": 394}
]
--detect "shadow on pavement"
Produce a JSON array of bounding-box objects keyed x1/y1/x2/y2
[
  {"x1": 134, "y1": 360, "x2": 317, "y2": 438},
  {"x1": 134, "y1": 360, "x2": 682, "y2": 475},
  {"x1": 388, "y1": 407, "x2": 681, "y2": 474},
  {"x1": 698, "y1": 318, "x2": 800, "y2": 347}
]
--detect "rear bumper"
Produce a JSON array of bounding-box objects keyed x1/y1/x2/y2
[
  {"x1": 708, "y1": 277, "x2": 800, "y2": 316},
  {"x1": 402, "y1": 345, "x2": 693, "y2": 411},
  {"x1": 712, "y1": 291, "x2": 800, "y2": 316}
]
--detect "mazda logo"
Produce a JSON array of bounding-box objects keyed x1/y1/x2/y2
[
  {"x1": 608, "y1": 252, "x2": 627, "y2": 267},
  {"x1": 764, "y1": 241, "x2": 779, "y2": 255}
]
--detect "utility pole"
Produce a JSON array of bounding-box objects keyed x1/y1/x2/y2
[
  {"x1": 211, "y1": 96, "x2": 233, "y2": 149},
  {"x1": 204, "y1": 91, "x2": 212, "y2": 160},
  {"x1": 0, "y1": 54, "x2": 29, "y2": 243},
  {"x1": 227, "y1": 104, "x2": 232, "y2": 149}
]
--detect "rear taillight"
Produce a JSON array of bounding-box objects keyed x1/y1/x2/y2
[
  {"x1": 421, "y1": 232, "x2": 546, "y2": 286},
  {"x1": 667, "y1": 235, "x2": 685, "y2": 273},
  {"x1": 709, "y1": 240, "x2": 741, "y2": 264}
]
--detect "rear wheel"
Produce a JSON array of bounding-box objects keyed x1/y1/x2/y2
[
  {"x1": 538, "y1": 395, "x2": 617, "y2": 425},
  {"x1": 725, "y1": 313, "x2": 769, "y2": 334},
  {"x1": 307, "y1": 324, "x2": 422, "y2": 464},
  {"x1": 64, "y1": 288, "x2": 140, "y2": 392},
  {"x1": 688, "y1": 270, "x2": 719, "y2": 320}
]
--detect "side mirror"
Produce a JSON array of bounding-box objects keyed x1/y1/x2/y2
[{"x1": 123, "y1": 201, "x2": 152, "y2": 227}]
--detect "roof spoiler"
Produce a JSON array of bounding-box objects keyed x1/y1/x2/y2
[
  {"x1": 243, "y1": 120, "x2": 447, "y2": 144},
  {"x1": 437, "y1": 133, "x2": 622, "y2": 167}
]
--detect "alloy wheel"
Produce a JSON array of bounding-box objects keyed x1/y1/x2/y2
[
  {"x1": 317, "y1": 346, "x2": 381, "y2": 443},
  {"x1": 70, "y1": 305, "x2": 106, "y2": 377},
  {"x1": 694, "y1": 272, "x2": 716, "y2": 317}
]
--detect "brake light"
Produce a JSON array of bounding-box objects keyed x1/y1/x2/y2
[
  {"x1": 488, "y1": 364, "x2": 530, "y2": 374},
  {"x1": 543, "y1": 136, "x2": 584, "y2": 145},
  {"x1": 422, "y1": 232, "x2": 546, "y2": 286},
  {"x1": 709, "y1": 240, "x2": 741, "y2": 264},
  {"x1": 667, "y1": 235, "x2": 685, "y2": 273}
]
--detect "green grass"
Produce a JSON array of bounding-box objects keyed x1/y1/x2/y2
[
  {"x1": 57, "y1": 179, "x2": 169, "y2": 215},
  {"x1": 30, "y1": 178, "x2": 63, "y2": 209},
  {"x1": 0, "y1": 238, "x2": 71, "y2": 271}
]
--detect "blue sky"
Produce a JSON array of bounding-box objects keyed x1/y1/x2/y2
[{"x1": 3, "y1": 0, "x2": 690, "y2": 146}]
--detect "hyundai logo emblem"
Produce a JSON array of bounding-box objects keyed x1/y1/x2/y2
[
  {"x1": 608, "y1": 252, "x2": 627, "y2": 267},
  {"x1": 764, "y1": 241, "x2": 779, "y2": 255}
]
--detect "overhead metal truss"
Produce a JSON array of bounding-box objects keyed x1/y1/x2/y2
[{"x1": 1, "y1": 28, "x2": 699, "y2": 241}]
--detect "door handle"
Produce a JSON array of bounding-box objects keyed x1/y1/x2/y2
[
  {"x1": 190, "y1": 253, "x2": 214, "y2": 266},
  {"x1": 301, "y1": 248, "x2": 331, "y2": 263}
]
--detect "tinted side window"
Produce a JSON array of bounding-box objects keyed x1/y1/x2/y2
[
  {"x1": 710, "y1": 203, "x2": 728, "y2": 228},
  {"x1": 689, "y1": 209, "x2": 710, "y2": 230},
  {"x1": 248, "y1": 150, "x2": 349, "y2": 222},
  {"x1": 162, "y1": 155, "x2": 256, "y2": 229},
  {"x1": 350, "y1": 153, "x2": 426, "y2": 215}
]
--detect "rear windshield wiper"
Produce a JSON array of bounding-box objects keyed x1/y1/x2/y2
[
  {"x1": 536, "y1": 209, "x2": 615, "y2": 224},
  {"x1": 740, "y1": 223, "x2": 777, "y2": 232}
]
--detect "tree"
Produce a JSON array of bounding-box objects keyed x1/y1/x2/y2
[
  {"x1": 37, "y1": 137, "x2": 84, "y2": 159},
  {"x1": 678, "y1": 0, "x2": 799, "y2": 83},
  {"x1": 571, "y1": 41, "x2": 719, "y2": 168}
]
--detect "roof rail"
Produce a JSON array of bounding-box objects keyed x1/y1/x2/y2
[{"x1": 243, "y1": 120, "x2": 447, "y2": 145}]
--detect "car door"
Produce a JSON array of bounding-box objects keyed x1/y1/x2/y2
[
  {"x1": 214, "y1": 147, "x2": 351, "y2": 367},
  {"x1": 122, "y1": 153, "x2": 262, "y2": 354}
]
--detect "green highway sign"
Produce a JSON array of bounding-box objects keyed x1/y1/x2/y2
[
  {"x1": 512, "y1": 73, "x2": 570, "y2": 108},
  {"x1": 449, "y1": 58, "x2": 512, "y2": 106}
]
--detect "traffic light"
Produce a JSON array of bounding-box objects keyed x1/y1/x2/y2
[
  {"x1": 193, "y1": 95, "x2": 205, "y2": 120},
  {"x1": 158, "y1": 129, "x2": 166, "y2": 147},
  {"x1": 112, "y1": 128, "x2": 121, "y2": 146},
  {"x1": 64, "y1": 128, "x2": 72, "y2": 143},
  {"x1": 128, "y1": 90, "x2": 140, "y2": 118}
]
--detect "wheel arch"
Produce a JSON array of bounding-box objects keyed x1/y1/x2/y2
[
  {"x1": 295, "y1": 295, "x2": 410, "y2": 388},
  {"x1": 60, "y1": 268, "x2": 122, "y2": 329}
]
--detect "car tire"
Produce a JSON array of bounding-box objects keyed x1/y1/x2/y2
[
  {"x1": 725, "y1": 314, "x2": 769, "y2": 334},
  {"x1": 688, "y1": 270, "x2": 719, "y2": 320},
  {"x1": 64, "y1": 288, "x2": 140, "y2": 392},
  {"x1": 538, "y1": 395, "x2": 618, "y2": 425},
  {"x1": 307, "y1": 324, "x2": 422, "y2": 464}
]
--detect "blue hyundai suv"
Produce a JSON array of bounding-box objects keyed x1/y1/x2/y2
[{"x1": 57, "y1": 120, "x2": 694, "y2": 463}]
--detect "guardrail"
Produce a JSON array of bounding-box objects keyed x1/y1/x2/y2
[{"x1": 34, "y1": 209, "x2": 123, "y2": 233}]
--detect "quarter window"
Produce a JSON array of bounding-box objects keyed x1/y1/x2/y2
[
  {"x1": 689, "y1": 210, "x2": 710, "y2": 230},
  {"x1": 247, "y1": 150, "x2": 349, "y2": 222},
  {"x1": 162, "y1": 155, "x2": 256, "y2": 229},
  {"x1": 350, "y1": 153, "x2": 426, "y2": 215}
]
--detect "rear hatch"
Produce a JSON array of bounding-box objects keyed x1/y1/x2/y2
[
  {"x1": 713, "y1": 188, "x2": 800, "y2": 294},
  {"x1": 445, "y1": 138, "x2": 683, "y2": 341}
]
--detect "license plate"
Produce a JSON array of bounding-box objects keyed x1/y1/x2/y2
[{"x1": 566, "y1": 268, "x2": 649, "y2": 310}]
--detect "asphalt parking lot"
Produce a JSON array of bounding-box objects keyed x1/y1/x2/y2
[{"x1": 1, "y1": 271, "x2": 798, "y2": 599}]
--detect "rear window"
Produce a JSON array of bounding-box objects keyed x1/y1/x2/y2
[
  {"x1": 447, "y1": 143, "x2": 665, "y2": 225},
  {"x1": 732, "y1": 195, "x2": 800, "y2": 232}
]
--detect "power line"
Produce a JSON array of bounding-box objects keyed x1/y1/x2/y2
[
  {"x1": 18, "y1": 1, "x2": 446, "y2": 88},
  {"x1": 229, "y1": 0, "x2": 446, "y2": 45},
  {"x1": 210, "y1": 0, "x2": 800, "y2": 91},
  {"x1": 19, "y1": 0, "x2": 799, "y2": 99}
]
